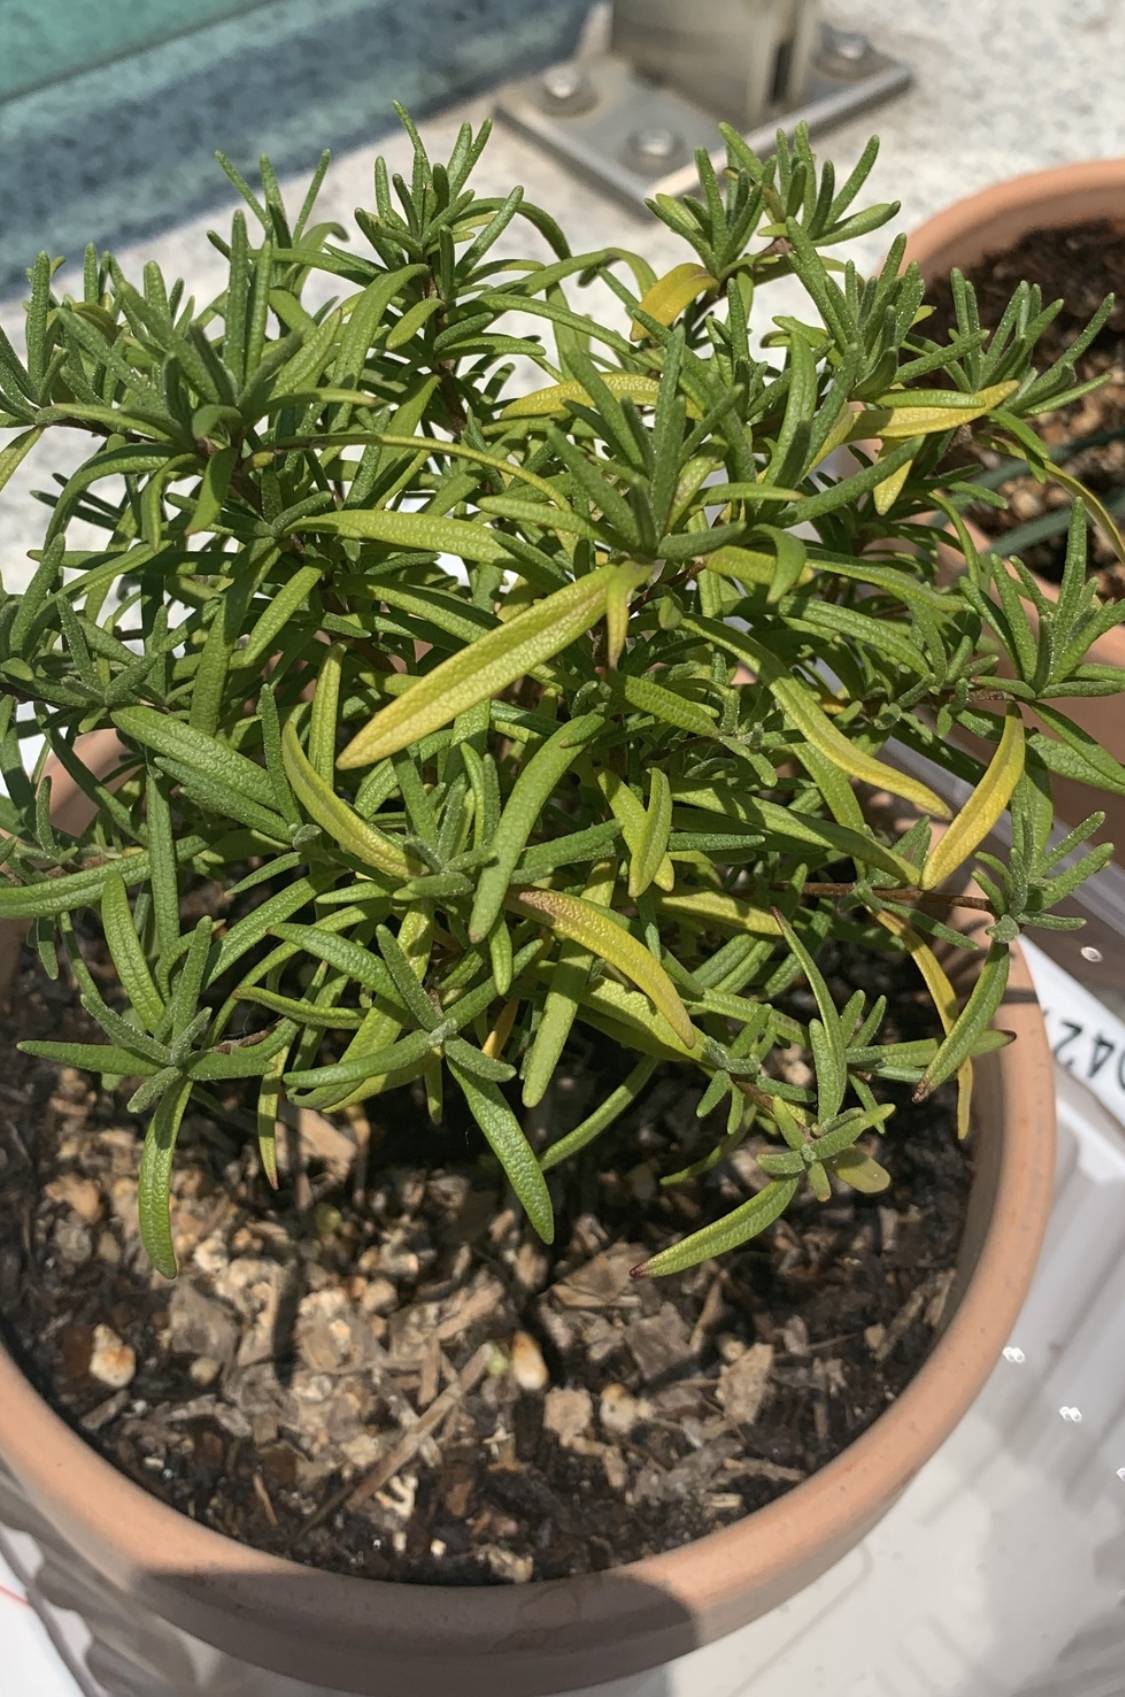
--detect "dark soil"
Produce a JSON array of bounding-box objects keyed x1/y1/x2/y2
[
  {"x1": 926, "y1": 219, "x2": 1125, "y2": 597},
  {"x1": 0, "y1": 942, "x2": 971, "y2": 1587}
]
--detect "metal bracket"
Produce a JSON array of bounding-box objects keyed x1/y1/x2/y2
[{"x1": 496, "y1": 8, "x2": 911, "y2": 211}]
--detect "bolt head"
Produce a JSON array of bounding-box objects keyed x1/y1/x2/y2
[
  {"x1": 630, "y1": 125, "x2": 681, "y2": 163},
  {"x1": 541, "y1": 64, "x2": 586, "y2": 104},
  {"x1": 832, "y1": 29, "x2": 871, "y2": 61},
  {"x1": 818, "y1": 23, "x2": 873, "y2": 75}
]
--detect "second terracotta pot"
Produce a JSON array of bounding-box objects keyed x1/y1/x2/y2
[{"x1": 904, "y1": 159, "x2": 1125, "y2": 854}]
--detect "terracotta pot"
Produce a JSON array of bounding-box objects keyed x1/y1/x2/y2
[
  {"x1": 0, "y1": 739, "x2": 1057, "y2": 1696},
  {"x1": 903, "y1": 159, "x2": 1125, "y2": 853}
]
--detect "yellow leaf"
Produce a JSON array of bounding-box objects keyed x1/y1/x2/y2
[
  {"x1": 681, "y1": 616, "x2": 952, "y2": 820},
  {"x1": 875, "y1": 908, "x2": 972, "y2": 1139},
  {"x1": 605, "y1": 568, "x2": 632, "y2": 668},
  {"x1": 499, "y1": 372, "x2": 661, "y2": 420},
  {"x1": 556, "y1": 966, "x2": 696, "y2": 1060},
  {"x1": 832, "y1": 1150, "x2": 891, "y2": 1192},
  {"x1": 657, "y1": 890, "x2": 781, "y2": 936},
  {"x1": 339, "y1": 564, "x2": 640, "y2": 768},
  {"x1": 482, "y1": 997, "x2": 519, "y2": 1059},
  {"x1": 863, "y1": 379, "x2": 1018, "y2": 440},
  {"x1": 630, "y1": 264, "x2": 718, "y2": 340},
  {"x1": 771, "y1": 671, "x2": 950, "y2": 817},
  {"x1": 509, "y1": 887, "x2": 695, "y2": 1048},
  {"x1": 808, "y1": 402, "x2": 856, "y2": 471},
  {"x1": 595, "y1": 767, "x2": 675, "y2": 892},
  {"x1": 281, "y1": 719, "x2": 410, "y2": 880},
  {"x1": 873, "y1": 450, "x2": 914, "y2": 516},
  {"x1": 920, "y1": 708, "x2": 1025, "y2": 891},
  {"x1": 705, "y1": 544, "x2": 814, "y2": 590}
]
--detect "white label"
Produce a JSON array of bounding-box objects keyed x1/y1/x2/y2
[{"x1": 1022, "y1": 938, "x2": 1125, "y2": 1129}]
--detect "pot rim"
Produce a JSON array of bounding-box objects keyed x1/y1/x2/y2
[
  {"x1": 902, "y1": 155, "x2": 1125, "y2": 273},
  {"x1": 0, "y1": 737, "x2": 1057, "y2": 1679}
]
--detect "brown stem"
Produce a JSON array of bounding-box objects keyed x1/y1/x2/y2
[
  {"x1": 733, "y1": 1078, "x2": 784, "y2": 1113},
  {"x1": 436, "y1": 362, "x2": 467, "y2": 439},
  {"x1": 785, "y1": 882, "x2": 993, "y2": 912}
]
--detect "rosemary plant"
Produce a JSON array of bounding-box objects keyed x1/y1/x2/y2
[{"x1": 1, "y1": 112, "x2": 1122, "y2": 1279}]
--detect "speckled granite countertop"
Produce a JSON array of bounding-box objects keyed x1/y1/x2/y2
[{"x1": 1, "y1": 0, "x2": 1123, "y2": 588}]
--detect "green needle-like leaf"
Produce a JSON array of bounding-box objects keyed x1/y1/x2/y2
[
  {"x1": 101, "y1": 874, "x2": 165, "y2": 1032},
  {"x1": 469, "y1": 712, "x2": 602, "y2": 942},
  {"x1": 636, "y1": 1178, "x2": 799, "y2": 1277},
  {"x1": 113, "y1": 707, "x2": 276, "y2": 809},
  {"x1": 449, "y1": 1058, "x2": 554, "y2": 1243},
  {"x1": 138, "y1": 1079, "x2": 194, "y2": 1279},
  {"x1": 915, "y1": 941, "x2": 1011, "y2": 1103},
  {"x1": 775, "y1": 911, "x2": 845, "y2": 1121},
  {"x1": 256, "y1": 1042, "x2": 289, "y2": 1189},
  {"x1": 18, "y1": 1040, "x2": 161, "y2": 1077},
  {"x1": 630, "y1": 768, "x2": 673, "y2": 898},
  {"x1": 297, "y1": 506, "x2": 510, "y2": 562}
]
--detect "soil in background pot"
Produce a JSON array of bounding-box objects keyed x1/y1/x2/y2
[
  {"x1": 0, "y1": 937, "x2": 970, "y2": 1587},
  {"x1": 926, "y1": 220, "x2": 1125, "y2": 597}
]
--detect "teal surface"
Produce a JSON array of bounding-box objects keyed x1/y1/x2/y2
[
  {"x1": 0, "y1": 0, "x2": 590, "y2": 295},
  {"x1": 0, "y1": 0, "x2": 265, "y2": 102}
]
